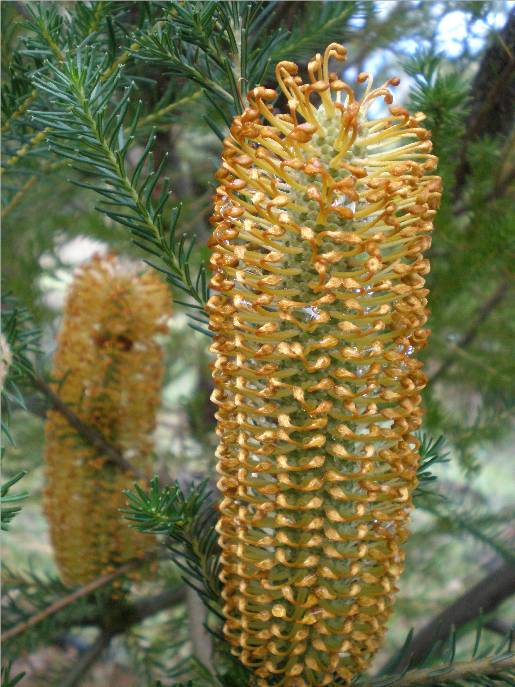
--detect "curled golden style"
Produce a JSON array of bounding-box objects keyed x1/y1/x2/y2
[
  {"x1": 208, "y1": 43, "x2": 441, "y2": 686},
  {"x1": 44, "y1": 253, "x2": 172, "y2": 585}
]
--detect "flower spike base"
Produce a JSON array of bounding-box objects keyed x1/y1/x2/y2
[{"x1": 208, "y1": 44, "x2": 441, "y2": 686}]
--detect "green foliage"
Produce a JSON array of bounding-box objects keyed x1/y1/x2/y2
[
  {"x1": 1, "y1": 295, "x2": 40, "y2": 427},
  {"x1": 414, "y1": 433, "x2": 449, "y2": 504},
  {"x1": 125, "y1": 480, "x2": 257, "y2": 687},
  {"x1": 1, "y1": 297, "x2": 41, "y2": 528},
  {"x1": 404, "y1": 50, "x2": 469, "y2": 139},
  {"x1": 133, "y1": 2, "x2": 279, "y2": 122},
  {"x1": 156, "y1": 628, "x2": 515, "y2": 687},
  {"x1": 1, "y1": 567, "x2": 110, "y2": 654},
  {"x1": 413, "y1": 434, "x2": 514, "y2": 563},
  {"x1": 125, "y1": 479, "x2": 221, "y2": 614},
  {"x1": 123, "y1": 610, "x2": 193, "y2": 684},
  {"x1": 30, "y1": 50, "x2": 209, "y2": 321},
  {"x1": 133, "y1": 1, "x2": 360, "y2": 126},
  {"x1": 369, "y1": 622, "x2": 514, "y2": 687},
  {"x1": 1, "y1": 50, "x2": 35, "y2": 132},
  {"x1": 404, "y1": 50, "x2": 470, "y2": 204},
  {"x1": 424, "y1": 394, "x2": 513, "y2": 475},
  {"x1": 1, "y1": 471, "x2": 28, "y2": 531},
  {"x1": 269, "y1": 1, "x2": 359, "y2": 63},
  {"x1": 1, "y1": 663, "x2": 25, "y2": 687},
  {"x1": 424, "y1": 500, "x2": 515, "y2": 566}
]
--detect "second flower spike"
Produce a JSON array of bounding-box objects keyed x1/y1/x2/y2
[{"x1": 44, "y1": 253, "x2": 172, "y2": 586}]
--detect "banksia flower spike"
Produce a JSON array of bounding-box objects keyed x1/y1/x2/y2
[
  {"x1": 208, "y1": 44, "x2": 441, "y2": 686},
  {"x1": 44, "y1": 254, "x2": 171, "y2": 585}
]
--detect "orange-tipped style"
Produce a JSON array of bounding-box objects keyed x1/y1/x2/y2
[
  {"x1": 208, "y1": 44, "x2": 441, "y2": 686},
  {"x1": 44, "y1": 253, "x2": 172, "y2": 585}
]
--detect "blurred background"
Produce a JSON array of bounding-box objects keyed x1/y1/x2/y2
[{"x1": 2, "y1": 1, "x2": 514, "y2": 685}]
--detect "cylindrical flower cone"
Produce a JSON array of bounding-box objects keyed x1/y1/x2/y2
[
  {"x1": 208, "y1": 43, "x2": 441, "y2": 686},
  {"x1": 44, "y1": 253, "x2": 172, "y2": 586}
]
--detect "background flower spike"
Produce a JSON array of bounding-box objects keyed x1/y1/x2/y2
[
  {"x1": 208, "y1": 43, "x2": 442, "y2": 687},
  {"x1": 44, "y1": 253, "x2": 172, "y2": 586}
]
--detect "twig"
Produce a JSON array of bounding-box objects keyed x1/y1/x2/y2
[
  {"x1": 486, "y1": 618, "x2": 513, "y2": 636},
  {"x1": 186, "y1": 587, "x2": 214, "y2": 672},
  {"x1": 429, "y1": 280, "x2": 511, "y2": 383},
  {"x1": 131, "y1": 587, "x2": 187, "y2": 624},
  {"x1": 59, "y1": 630, "x2": 112, "y2": 687},
  {"x1": 454, "y1": 165, "x2": 515, "y2": 216},
  {"x1": 135, "y1": 90, "x2": 203, "y2": 130},
  {"x1": 462, "y1": 56, "x2": 514, "y2": 143},
  {"x1": 454, "y1": 8, "x2": 515, "y2": 199},
  {"x1": 101, "y1": 42, "x2": 140, "y2": 81},
  {"x1": 1, "y1": 558, "x2": 151, "y2": 644},
  {"x1": 367, "y1": 653, "x2": 515, "y2": 687},
  {"x1": 2, "y1": 159, "x2": 69, "y2": 221},
  {"x1": 1, "y1": 128, "x2": 50, "y2": 173},
  {"x1": 1, "y1": 90, "x2": 37, "y2": 134},
  {"x1": 388, "y1": 561, "x2": 515, "y2": 671},
  {"x1": 31, "y1": 375, "x2": 142, "y2": 478},
  {"x1": 430, "y1": 337, "x2": 508, "y2": 381},
  {"x1": 492, "y1": 164, "x2": 515, "y2": 202},
  {"x1": 38, "y1": 589, "x2": 186, "y2": 687},
  {"x1": 1, "y1": 176, "x2": 37, "y2": 220}
]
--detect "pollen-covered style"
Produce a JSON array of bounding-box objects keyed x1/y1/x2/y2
[
  {"x1": 44, "y1": 254, "x2": 171, "y2": 585},
  {"x1": 208, "y1": 44, "x2": 441, "y2": 686}
]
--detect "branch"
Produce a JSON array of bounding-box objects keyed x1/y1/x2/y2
[
  {"x1": 31, "y1": 375, "x2": 142, "y2": 478},
  {"x1": 1, "y1": 176, "x2": 38, "y2": 220},
  {"x1": 49, "y1": 588, "x2": 187, "y2": 687},
  {"x1": 392, "y1": 561, "x2": 515, "y2": 670},
  {"x1": 453, "y1": 8, "x2": 515, "y2": 199},
  {"x1": 59, "y1": 630, "x2": 112, "y2": 687},
  {"x1": 486, "y1": 618, "x2": 513, "y2": 636},
  {"x1": 429, "y1": 280, "x2": 511, "y2": 383},
  {"x1": 454, "y1": 165, "x2": 515, "y2": 217},
  {"x1": 1, "y1": 159, "x2": 74, "y2": 221},
  {"x1": 130, "y1": 587, "x2": 187, "y2": 625},
  {"x1": 366, "y1": 653, "x2": 515, "y2": 687},
  {"x1": 101, "y1": 42, "x2": 140, "y2": 82},
  {"x1": 426, "y1": 502, "x2": 515, "y2": 565},
  {"x1": 1, "y1": 90, "x2": 37, "y2": 134},
  {"x1": 1, "y1": 127, "x2": 49, "y2": 172},
  {"x1": 1, "y1": 557, "x2": 151, "y2": 643},
  {"x1": 493, "y1": 164, "x2": 515, "y2": 202},
  {"x1": 31, "y1": 53, "x2": 210, "y2": 311},
  {"x1": 133, "y1": 89, "x2": 203, "y2": 131},
  {"x1": 186, "y1": 586, "x2": 214, "y2": 672}
]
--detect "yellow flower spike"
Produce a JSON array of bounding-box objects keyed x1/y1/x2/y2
[
  {"x1": 44, "y1": 253, "x2": 172, "y2": 586},
  {"x1": 208, "y1": 44, "x2": 441, "y2": 687}
]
